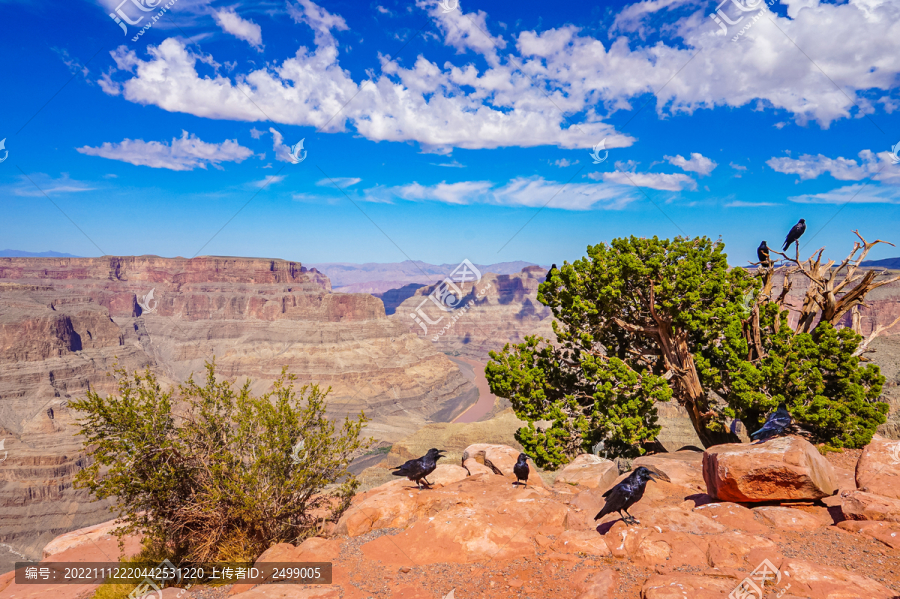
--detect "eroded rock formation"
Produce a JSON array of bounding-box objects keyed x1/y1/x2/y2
[{"x1": 0, "y1": 256, "x2": 476, "y2": 570}]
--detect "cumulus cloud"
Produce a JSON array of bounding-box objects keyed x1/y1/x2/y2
[
  {"x1": 665, "y1": 152, "x2": 717, "y2": 176},
  {"x1": 213, "y1": 8, "x2": 263, "y2": 51},
  {"x1": 99, "y1": 0, "x2": 900, "y2": 152},
  {"x1": 76, "y1": 131, "x2": 254, "y2": 171}
]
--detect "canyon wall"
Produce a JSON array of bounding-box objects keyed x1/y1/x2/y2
[{"x1": 0, "y1": 256, "x2": 476, "y2": 571}]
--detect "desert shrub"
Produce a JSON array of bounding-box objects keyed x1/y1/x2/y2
[{"x1": 72, "y1": 360, "x2": 370, "y2": 565}]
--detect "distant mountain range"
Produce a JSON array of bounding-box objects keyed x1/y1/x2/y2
[
  {"x1": 310, "y1": 260, "x2": 546, "y2": 291},
  {"x1": 0, "y1": 250, "x2": 81, "y2": 257},
  {"x1": 861, "y1": 257, "x2": 900, "y2": 269}
]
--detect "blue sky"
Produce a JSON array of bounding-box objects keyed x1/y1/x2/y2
[{"x1": 2, "y1": 0, "x2": 899, "y2": 267}]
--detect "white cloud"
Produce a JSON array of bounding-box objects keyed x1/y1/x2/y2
[
  {"x1": 430, "y1": 160, "x2": 466, "y2": 168},
  {"x1": 100, "y1": 0, "x2": 900, "y2": 153},
  {"x1": 213, "y1": 8, "x2": 263, "y2": 51},
  {"x1": 766, "y1": 150, "x2": 900, "y2": 183},
  {"x1": 76, "y1": 131, "x2": 253, "y2": 171},
  {"x1": 664, "y1": 152, "x2": 717, "y2": 176},
  {"x1": 729, "y1": 162, "x2": 747, "y2": 171},
  {"x1": 11, "y1": 173, "x2": 97, "y2": 197},
  {"x1": 554, "y1": 158, "x2": 579, "y2": 167},
  {"x1": 316, "y1": 177, "x2": 361, "y2": 188},
  {"x1": 588, "y1": 170, "x2": 697, "y2": 191},
  {"x1": 367, "y1": 177, "x2": 639, "y2": 210},
  {"x1": 725, "y1": 200, "x2": 779, "y2": 207},
  {"x1": 789, "y1": 183, "x2": 900, "y2": 204},
  {"x1": 254, "y1": 175, "x2": 286, "y2": 188}
]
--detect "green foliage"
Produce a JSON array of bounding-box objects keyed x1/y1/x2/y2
[
  {"x1": 71, "y1": 361, "x2": 370, "y2": 564},
  {"x1": 718, "y1": 320, "x2": 886, "y2": 448},
  {"x1": 487, "y1": 235, "x2": 889, "y2": 465}
]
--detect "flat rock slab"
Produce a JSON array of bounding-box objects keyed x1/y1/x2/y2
[
  {"x1": 855, "y1": 434, "x2": 900, "y2": 499},
  {"x1": 753, "y1": 506, "x2": 824, "y2": 531},
  {"x1": 641, "y1": 573, "x2": 739, "y2": 598},
  {"x1": 702, "y1": 436, "x2": 837, "y2": 502},
  {"x1": 840, "y1": 490, "x2": 900, "y2": 523}
]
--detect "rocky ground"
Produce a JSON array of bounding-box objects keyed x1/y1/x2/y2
[{"x1": 5, "y1": 434, "x2": 900, "y2": 599}]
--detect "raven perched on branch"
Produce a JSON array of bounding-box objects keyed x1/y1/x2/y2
[
  {"x1": 594, "y1": 466, "x2": 671, "y2": 525},
  {"x1": 782, "y1": 219, "x2": 806, "y2": 251},
  {"x1": 391, "y1": 448, "x2": 446, "y2": 489},
  {"x1": 757, "y1": 241, "x2": 771, "y2": 264}
]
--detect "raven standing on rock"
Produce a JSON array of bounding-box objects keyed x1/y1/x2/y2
[
  {"x1": 750, "y1": 403, "x2": 793, "y2": 442},
  {"x1": 782, "y1": 219, "x2": 806, "y2": 252},
  {"x1": 513, "y1": 453, "x2": 530, "y2": 487},
  {"x1": 391, "y1": 448, "x2": 446, "y2": 489},
  {"x1": 594, "y1": 466, "x2": 670, "y2": 525},
  {"x1": 757, "y1": 241, "x2": 771, "y2": 264}
]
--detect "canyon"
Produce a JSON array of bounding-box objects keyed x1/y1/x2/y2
[{"x1": 0, "y1": 256, "x2": 477, "y2": 572}]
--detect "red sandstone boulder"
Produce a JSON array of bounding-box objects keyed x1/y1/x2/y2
[
  {"x1": 840, "y1": 490, "x2": 900, "y2": 522},
  {"x1": 702, "y1": 436, "x2": 837, "y2": 502},
  {"x1": 552, "y1": 530, "x2": 612, "y2": 557},
  {"x1": 706, "y1": 530, "x2": 778, "y2": 569},
  {"x1": 554, "y1": 454, "x2": 618, "y2": 491},
  {"x1": 634, "y1": 451, "x2": 705, "y2": 490},
  {"x1": 855, "y1": 434, "x2": 900, "y2": 499}
]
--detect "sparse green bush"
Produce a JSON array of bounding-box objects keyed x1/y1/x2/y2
[{"x1": 72, "y1": 360, "x2": 370, "y2": 565}]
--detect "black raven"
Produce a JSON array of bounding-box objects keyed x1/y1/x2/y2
[
  {"x1": 757, "y1": 241, "x2": 771, "y2": 264},
  {"x1": 546, "y1": 263, "x2": 557, "y2": 281},
  {"x1": 594, "y1": 466, "x2": 667, "y2": 525},
  {"x1": 391, "y1": 448, "x2": 446, "y2": 489},
  {"x1": 513, "y1": 453, "x2": 530, "y2": 487},
  {"x1": 782, "y1": 219, "x2": 806, "y2": 252},
  {"x1": 750, "y1": 403, "x2": 792, "y2": 442}
]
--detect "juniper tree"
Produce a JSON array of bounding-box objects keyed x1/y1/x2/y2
[{"x1": 486, "y1": 235, "x2": 888, "y2": 467}]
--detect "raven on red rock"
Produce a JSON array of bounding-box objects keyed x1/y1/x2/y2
[
  {"x1": 513, "y1": 453, "x2": 530, "y2": 487},
  {"x1": 750, "y1": 403, "x2": 793, "y2": 442},
  {"x1": 594, "y1": 466, "x2": 670, "y2": 525},
  {"x1": 391, "y1": 448, "x2": 446, "y2": 489}
]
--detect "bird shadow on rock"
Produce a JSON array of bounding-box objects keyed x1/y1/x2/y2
[{"x1": 595, "y1": 520, "x2": 621, "y2": 535}]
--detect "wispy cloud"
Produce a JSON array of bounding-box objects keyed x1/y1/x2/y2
[
  {"x1": 789, "y1": 183, "x2": 900, "y2": 204},
  {"x1": 316, "y1": 177, "x2": 361, "y2": 188},
  {"x1": 11, "y1": 173, "x2": 97, "y2": 197},
  {"x1": 77, "y1": 131, "x2": 253, "y2": 171},
  {"x1": 213, "y1": 8, "x2": 264, "y2": 51}
]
